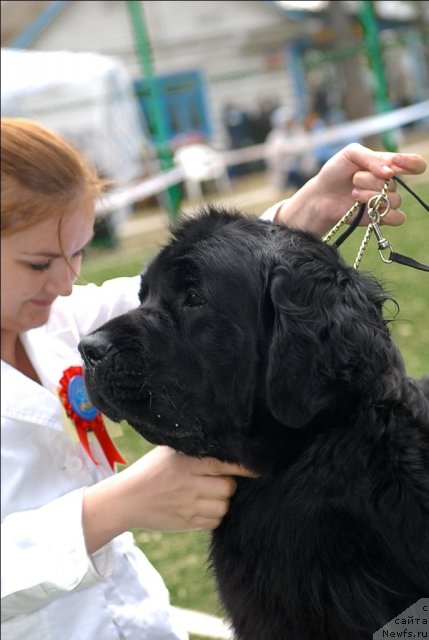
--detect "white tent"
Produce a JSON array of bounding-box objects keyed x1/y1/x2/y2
[{"x1": 1, "y1": 47, "x2": 150, "y2": 232}]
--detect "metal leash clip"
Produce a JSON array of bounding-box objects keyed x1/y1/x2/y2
[{"x1": 354, "y1": 181, "x2": 393, "y2": 269}]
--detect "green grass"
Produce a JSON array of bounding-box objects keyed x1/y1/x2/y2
[
  {"x1": 81, "y1": 227, "x2": 171, "y2": 284},
  {"x1": 81, "y1": 179, "x2": 429, "y2": 631}
]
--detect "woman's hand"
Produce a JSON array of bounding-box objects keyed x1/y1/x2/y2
[
  {"x1": 274, "y1": 142, "x2": 427, "y2": 236},
  {"x1": 83, "y1": 446, "x2": 255, "y2": 554}
]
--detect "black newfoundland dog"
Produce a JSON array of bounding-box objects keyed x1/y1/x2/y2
[{"x1": 79, "y1": 207, "x2": 429, "y2": 640}]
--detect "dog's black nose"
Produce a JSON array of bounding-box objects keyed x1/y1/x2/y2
[{"x1": 78, "y1": 333, "x2": 111, "y2": 366}]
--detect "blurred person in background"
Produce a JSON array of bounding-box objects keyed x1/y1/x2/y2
[
  {"x1": 248, "y1": 98, "x2": 278, "y2": 145},
  {"x1": 222, "y1": 101, "x2": 252, "y2": 150},
  {"x1": 265, "y1": 106, "x2": 317, "y2": 193},
  {"x1": 304, "y1": 97, "x2": 363, "y2": 174},
  {"x1": 222, "y1": 101, "x2": 254, "y2": 177},
  {"x1": 1, "y1": 117, "x2": 425, "y2": 640}
]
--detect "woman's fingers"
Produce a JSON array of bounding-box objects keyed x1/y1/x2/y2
[
  {"x1": 195, "y1": 455, "x2": 258, "y2": 479},
  {"x1": 193, "y1": 473, "x2": 237, "y2": 501},
  {"x1": 185, "y1": 456, "x2": 258, "y2": 529},
  {"x1": 351, "y1": 169, "x2": 407, "y2": 226},
  {"x1": 352, "y1": 171, "x2": 398, "y2": 193},
  {"x1": 190, "y1": 499, "x2": 231, "y2": 529},
  {"x1": 343, "y1": 143, "x2": 427, "y2": 179},
  {"x1": 353, "y1": 205, "x2": 405, "y2": 227}
]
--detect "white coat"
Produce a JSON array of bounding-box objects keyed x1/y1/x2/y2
[{"x1": 1, "y1": 277, "x2": 188, "y2": 640}]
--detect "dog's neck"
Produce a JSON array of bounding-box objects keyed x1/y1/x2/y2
[
  {"x1": 243, "y1": 403, "x2": 359, "y2": 475},
  {"x1": 240, "y1": 373, "x2": 425, "y2": 476},
  {"x1": 245, "y1": 408, "x2": 317, "y2": 474}
]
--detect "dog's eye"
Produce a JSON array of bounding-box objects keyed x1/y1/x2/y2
[{"x1": 184, "y1": 290, "x2": 206, "y2": 308}]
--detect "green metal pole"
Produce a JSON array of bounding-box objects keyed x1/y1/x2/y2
[
  {"x1": 359, "y1": 0, "x2": 397, "y2": 151},
  {"x1": 126, "y1": 0, "x2": 181, "y2": 217}
]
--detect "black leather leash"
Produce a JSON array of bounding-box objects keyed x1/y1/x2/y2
[{"x1": 325, "y1": 175, "x2": 429, "y2": 272}]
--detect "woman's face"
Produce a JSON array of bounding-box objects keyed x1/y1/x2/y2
[{"x1": 1, "y1": 194, "x2": 95, "y2": 335}]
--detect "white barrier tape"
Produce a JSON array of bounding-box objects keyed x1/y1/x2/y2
[
  {"x1": 222, "y1": 100, "x2": 429, "y2": 166},
  {"x1": 96, "y1": 101, "x2": 429, "y2": 214},
  {"x1": 96, "y1": 166, "x2": 185, "y2": 214}
]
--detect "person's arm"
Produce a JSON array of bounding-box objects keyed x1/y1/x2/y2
[
  {"x1": 1, "y1": 448, "x2": 252, "y2": 619},
  {"x1": 82, "y1": 446, "x2": 256, "y2": 554},
  {"x1": 1, "y1": 489, "x2": 113, "y2": 621},
  {"x1": 263, "y1": 143, "x2": 427, "y2": 236}
]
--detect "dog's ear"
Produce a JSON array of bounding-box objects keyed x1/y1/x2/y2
[{"x1": 265, "y1": 259, "x2": 393, "y2": 428}]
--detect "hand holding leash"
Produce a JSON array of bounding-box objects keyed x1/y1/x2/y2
[
  {"x1": 273, "y1": 143, "x2": 427, "y2": 236},
  {"x1": 324, "y1": 177, "x2": 429, "y2": 272}
]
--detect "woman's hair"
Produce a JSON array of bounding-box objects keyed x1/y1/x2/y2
[{"x1": 1, "y1": 118, "x2": 105, "y2": 235}]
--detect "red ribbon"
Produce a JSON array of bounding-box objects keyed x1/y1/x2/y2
[{"x1": 59, "y1": 365, "x2": 126, "y2": 470}]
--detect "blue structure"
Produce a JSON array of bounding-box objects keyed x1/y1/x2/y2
[
  {"x1": 8, "y1": 1, "x2": 70, "y2": 48},
  {"x1": 134, "y1": 70, "x2": 212, "y2": 144}
]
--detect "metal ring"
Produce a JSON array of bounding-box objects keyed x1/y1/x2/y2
[{"x1": 367, "y1": 193, "x2": 391, "y2": 219}]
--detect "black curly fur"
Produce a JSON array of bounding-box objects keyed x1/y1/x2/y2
[{"x1": 80, "y1": 207, "x2": 429, "y2": 640}]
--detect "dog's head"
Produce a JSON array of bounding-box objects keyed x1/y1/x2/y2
[{"x1": 79, "y1": 207, "x2": 400, "y2": 466}]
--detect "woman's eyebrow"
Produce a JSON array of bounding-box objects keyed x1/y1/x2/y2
[
  {"x1": 21, "y1": 237, "x2": 94, "y2": 259},
  {"x1": 21, "y1": 251, "x2": 62, "y2": 258}
]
